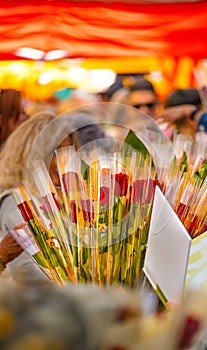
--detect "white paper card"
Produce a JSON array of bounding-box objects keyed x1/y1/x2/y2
[{"x1": 143, "y1": 186, "x2": 191, "y2": 304}]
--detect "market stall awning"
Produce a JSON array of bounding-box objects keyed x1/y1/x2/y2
[{"x1": 1, "y1": 0, "x2": 207, "y2": 60}]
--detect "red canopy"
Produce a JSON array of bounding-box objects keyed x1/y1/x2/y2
[{"x1": 1, "y1": 0, "x2": 207, "y2": 60}]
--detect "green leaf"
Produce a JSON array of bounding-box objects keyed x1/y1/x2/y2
[
  {"x1": 82, "y1": 247, "x2": 89, "y2": 265},
  {"x1": 179, "y1": 151, "x2": 189, "y2": 172},
  {"x1": 81, "y1": 159, "x2": 89, "y2": 181},
  {"x1": 33, "y1": 251, "x2": 49, "y2": 268},
  {"x1": 122, "y1": 129, "x2": 154, "y2": 167},
  {"x1": 194, "y1": 159, "x2": 207, "y2": 181}
]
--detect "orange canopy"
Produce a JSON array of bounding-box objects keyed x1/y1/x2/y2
[{"x1": 0, "y1": 0, "x2": 207, "y2": 60}]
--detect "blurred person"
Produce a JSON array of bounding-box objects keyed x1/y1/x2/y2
[
  {"x1": 0, "y1": 110, "x2": 109, "y2": 284},
  {"x1": 125, "y1": 78, "x2": 159, "y2": 118},
  {"x1": 164, "y1": 88, "x2": 202, "y2": 109},
  {"x1": 109, "y1": 87, "x2": 129, "y2": 105},
  {"x1": 0, "y1": 89, "x2": 29, "y2": 276},
  {"x1": 157, "y1": 105, "x2": 207, "y2": 134},
  {"x1": 106, "y1": 87, "x2": 168, "y2": 151},
  {"x1": 0, "y1": 111, "x2": 57, "y2": 285},
  {"x1": 101, "y1": 75, "x2": 124, "y2": 102},
  {"x1": 0, "y1": 89, "x2": 28, "y2": 148},
  {"x1": 49, "y1": 111, "x2": 108, "y2": 187},
  {"x1": 156, "y1": 88, "x2": 207, "y2": 137}
]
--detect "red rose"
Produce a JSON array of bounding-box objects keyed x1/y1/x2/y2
[
  {"x1": 62, "y1": 172, "x2": 80, "y2": 193},
  {"x1": 52, "y1": 192, "x2": 62, "y2": 210},
  {"x1": 130, "y1": 179, "x2": 157, "y2": 205},
  {"x1": 70, "y1": 200, "x2": 77, "y2": 223},
  {"x1": 70, "y1": 199, "x2": 94, "y2": 223},
  {"x1": 130, "y1": 180, "x2": 143, "y2": 205},
  {"x1": 100, "y1": 186, "x2": 110, "y2": 207},
  {"x1": 40, "y1": 193, "x2": 62, "y2": 215},
  {"x1": 114, "y1": 173, "x2": 129, "y2": 197},
  {"x1": 147, "y1": 178, "x2": 157, "y2": 203},
  {"x1": 17, "y1": 201, "x2": 34, "y2": 222},
  {"x1": 81, "y1": 199, "x2": 94, "y2": 221},
  {"x1": 187, "y1": 215, "x2": 199, "y2": 237},
  {"x1": 176, "y1": 203, "x2": 189, "y2": 223}
]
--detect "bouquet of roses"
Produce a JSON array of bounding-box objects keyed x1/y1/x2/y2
[
  {"x1": 11, "y1": 128, "x2": 207, "y2": 289},
  {"x1": 11, "y1": 130, "x2": 162, "y2": 287}
]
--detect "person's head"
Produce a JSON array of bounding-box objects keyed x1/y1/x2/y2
[
  {"x1": 164, "y1": 88, "x2": 202, "y2": 108},
  {"x1": 0, "y1": 89, "x2": 28, "y2": 146},
  {"x1": 49, "y1": 112, "x2": 109, "y2": 187},
  {"x1": 0, "y1": 110, "x2": 108, "y2": 192},
  {"x1": 0, "y1": 111, "x2": 56, "y2": 193},
  {"x1": 126, "y1": 78, "x2": 158, "y2": 118},
  {"x1": 164, "y1": 88, "x2": 203, "y2": 138}
]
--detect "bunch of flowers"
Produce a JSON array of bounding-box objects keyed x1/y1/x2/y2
[
  {"x1": 160, "y1": 132, "x2": 207, "y2": 238},
  {"x1": 10, "y1": 130, "x2": 160, "y2": 287},
  {"x1": 10, "y1": 129, "x2": 207, "y2": 290}
]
